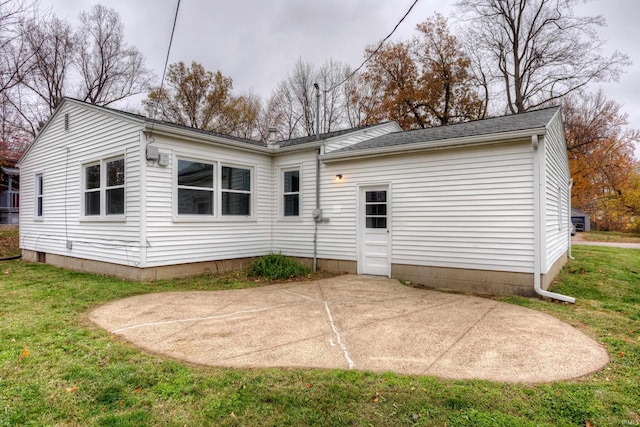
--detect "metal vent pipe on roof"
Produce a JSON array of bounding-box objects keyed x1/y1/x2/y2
[{"x1": 314, "y1": 83, "x2": 320, "y2": 140}]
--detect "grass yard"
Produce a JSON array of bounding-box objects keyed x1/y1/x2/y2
[
  {"x1": 1, "y1": 246, "x2": 639, "y2": 426},
  {"x1": 579, "y1": 230, "x2": 640, "y2": 244}
]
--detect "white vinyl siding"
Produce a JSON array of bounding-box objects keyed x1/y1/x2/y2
[
  {"x1": 19, "y1": 101, "x2": 142, "y2": 266},
  {"x1": 543, "y1": 111, "x2": 571, "y2": 272},
  {"x1": 144, "y1": 135, "x2": 270, "y2": 267},
  {"x1": 271, "y1": 152, "x2": 316, "y2": 256},
  {"x1": 318, "y1": 142, "x2": 536, "y2": 273}
]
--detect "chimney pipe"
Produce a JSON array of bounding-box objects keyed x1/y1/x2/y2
[
  {"x1": 314, "y1": 83, "x2": 320, "y2": 140},
  {"x1": 267, "y1": 127, "x2": 278, "y2": 145}
]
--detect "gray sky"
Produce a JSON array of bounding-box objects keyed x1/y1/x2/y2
[{"x1": 44, "y1": 0, "x2": 640, "y2": 157}]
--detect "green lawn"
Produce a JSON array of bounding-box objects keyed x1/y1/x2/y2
[
  {"x1": 579, "y1": 230, "x2": 640, "y2": 244},
  {"x1": 1, "y1": 246, "x2": 639, "y2": 426}
]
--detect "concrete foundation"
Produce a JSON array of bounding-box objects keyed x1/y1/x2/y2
[
  {"x1": 21, "y1": 249, "x2": 567, "y2": 297},
  {"x1": 392, "y1": 252, "x2": 568, "y2": 297},
  {"x1": 21, "y1": 250, "x2": 357, "y2": 282}
]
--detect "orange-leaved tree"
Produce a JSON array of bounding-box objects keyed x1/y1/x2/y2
[
  {"x1": 563, "y1": 90, "x2": 640, "y2": 231},
  {"x1": 361, "y1": 14, "x2": 484, "y2": 130}
]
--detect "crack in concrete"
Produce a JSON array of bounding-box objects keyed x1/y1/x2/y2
[
  {"x1": 422, "y1": 301, "x2": 499, "y2": 374},
  {"x1": 111, "y1": 303, "x2": 291, "y2": 334}
]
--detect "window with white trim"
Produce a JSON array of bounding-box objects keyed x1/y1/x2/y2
[
  {"x1": 82, "y1": 157, "x2": 125, "y2": 217},
  {"x1": 283, "y1": 169, "x2": 300, "y2": 217},
  {"x1": 35, "y1": 173, "x2": 43, "y2": 218},
  {"x1": 221, "y1": 166, "x2": 251, "y2": 216},
  {"x1": 177, "y1": 160, "x2": 214, "y2": 215}
]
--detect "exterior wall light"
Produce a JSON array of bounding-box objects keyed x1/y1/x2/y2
[{"x1": 335, "y1": 174, "x2": 343, "y2": 183}]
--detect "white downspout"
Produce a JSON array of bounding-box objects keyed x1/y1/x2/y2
[
  {"x1": 568, "y1": 178, "x2": 574, "y2": 260},
  {"x1": 139, "y1": 131, "x2": 148, "y2": 268},
  {"x1": 532, "y1": 134, "x2": 575, "y2": 303}
]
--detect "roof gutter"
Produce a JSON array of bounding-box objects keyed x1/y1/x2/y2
[
  {"x1": 320, "y1": 128, "x2": 547, "y2": 163},
  {"x1": 532, "y1": 134, "x2": 575, "y2": 304},
  {"x1": 145, "y1": 123, "x2": 272, "y2": 154}
]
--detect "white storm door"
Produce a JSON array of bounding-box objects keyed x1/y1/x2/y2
[{"x1": 359, "y1": 186, "x2": 390, "y2": 276}]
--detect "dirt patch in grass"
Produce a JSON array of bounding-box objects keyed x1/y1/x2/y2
[{"x1": 0, "y1": 227, "x2": 19, "y2": 258}]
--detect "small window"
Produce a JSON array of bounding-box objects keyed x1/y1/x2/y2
[
  {"x1": 84, "y1": 163, "x2": 101, "y2": 216},
  {"x1": 221, "y1": 166, "x2": 251, "y2": 216},
  {"x1": 35, "y1": 174, "x2": 43, "y2": 217},
  {"x1": 177, "y1": 160, "x2": 214, "y2": 215},
  {"x1": 106, "y1": 159, "x2": 125, "y2": 215},
  {"x1": 283, "y1": 170, "x2": 300, "y2": 217}
]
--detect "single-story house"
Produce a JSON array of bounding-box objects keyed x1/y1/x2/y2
[
  {"x1": 571, "y1": 208, "x2": 590, "y2": 231},
  {"x1": 17, "y1": 98, "x2": 575, "y2": 300}
]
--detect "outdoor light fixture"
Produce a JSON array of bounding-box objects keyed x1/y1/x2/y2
[{"x1": 335, "y1": 174, "x2": 343, "y2": 183}]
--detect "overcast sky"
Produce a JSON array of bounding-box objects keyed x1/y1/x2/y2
[{"x1": 43, "y1": 0, "x2": 640, "y2": 157}]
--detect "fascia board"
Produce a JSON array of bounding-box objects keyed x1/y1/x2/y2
[
  {"x1": 145, "y1": 123, "x2": 271, "y2": 154},
  {"x1": 320, "y1": 128, "x2": 547, "y2": 163}
]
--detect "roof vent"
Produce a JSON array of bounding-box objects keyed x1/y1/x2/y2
[{"x1": 64, "y1": 113, "x2": 69, "y2": 131}]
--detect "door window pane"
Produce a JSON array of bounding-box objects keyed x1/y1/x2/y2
[
  {"x1": 365, "y1": 190, "x2": 387, "y2": 229},
  {"x1": 366, "y1": 191, "x2": 386, "y2": 203},
  {"x1": 366, "y1": 217, "x2": 387, "y2": 229}
]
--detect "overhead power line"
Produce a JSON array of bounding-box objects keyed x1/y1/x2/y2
[
  {"x1": 149, "y1": 0, "x2": 181, "y2": 133},
  {"x1": 325, "y1": 0, "x2": 419, "y2": 93}
]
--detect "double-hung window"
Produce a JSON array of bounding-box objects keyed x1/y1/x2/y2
[
  {"x1": 283, "y1": 169, "x2": 300, "y2": 217},
  {"x1": 35, "y1": 173, "x2": 44, "y2": 218},
  {"x1": 177, "y1": 160, "x2": 214, "y2": 215},
  {"x1": 221, "y1": 166, "x2": 251, "y2": 216},
  {"x1": 175, "y1": 159, "x2": 253, "y2": 218},
  {"x1": 82, "y1": 157, "x2": 125, "y2": 218}
]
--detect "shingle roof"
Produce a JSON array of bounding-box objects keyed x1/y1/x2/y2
[
  {"x1": 71, "y1": 98, "x2": 267, "y2": 148},
  {"x1": 277, "y1": 122, "x2": 393, "y2": 148},
  {"x1": 330, "y1": 107, "x2": 560, "y2": 154},
  {"x1": 65, "y1": 98, "x2": 391, "y2": 150}
]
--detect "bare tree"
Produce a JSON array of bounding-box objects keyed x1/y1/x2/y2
[
  {"x1": 22, "y1": 14, "x2": 73, "y2": 113},
  {"x1": 456, "y1": 0, "x2": 631, "y2": 113},
  {"x1": 75, "y1": 4, "x2": 153, "y2": 106},
  {"x1": 0, "y1": 0, "x2": 30, "y2": 95},
  {"x1": 266, "y1": 58, "x2": 355, "y2": 139},
  {"x1": 342, "y1": 72, "x2": 383, "y2": 128},
  {"x1": 0, "y1": 0, "x2": 37, "y2": 145}
]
